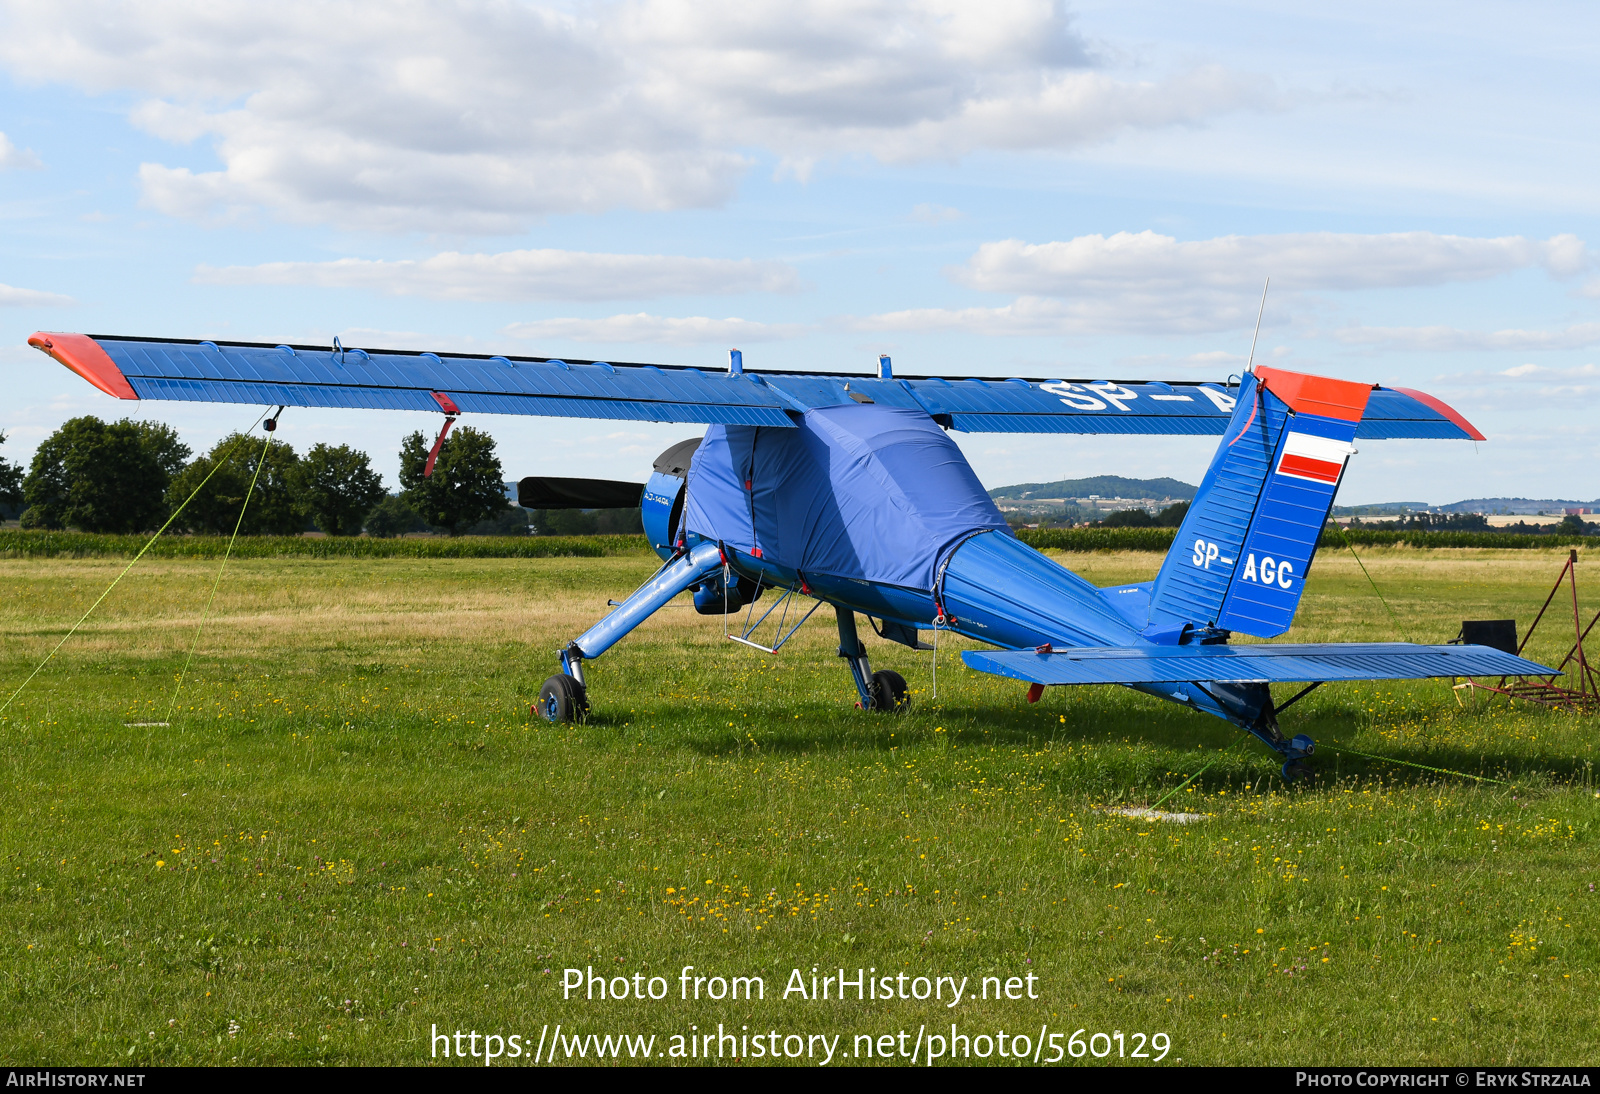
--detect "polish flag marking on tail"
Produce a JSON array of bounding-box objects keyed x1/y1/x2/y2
[{"x1": 1276, "y1": 431, "x2": 1355, "y2": 485}]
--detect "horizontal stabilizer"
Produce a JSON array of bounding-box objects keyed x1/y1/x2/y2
[
  {"x1": 518, "y1": 476, "x2": 643, "y2": 509},
  {"x1": 962, "y1": 642, "x2": 1557, "y2": 686}
]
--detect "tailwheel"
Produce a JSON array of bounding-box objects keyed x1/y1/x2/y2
[
  {"x1": 867, "y1": 669, "x2": 909, "y2": 713},
  {"x1": 1281, "y1": 733, "x2": 1315, "y2": 781},
  {"x1": 535, "y1": 674, "x2": 588, "y2": 723}
]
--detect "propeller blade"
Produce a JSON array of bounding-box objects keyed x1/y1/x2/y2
[{"x1": 518, "y1": 477, "x2": 644, "y2": 510}]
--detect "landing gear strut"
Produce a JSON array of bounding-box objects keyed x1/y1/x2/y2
[
  {"x1": 535, "y1": 645, "x2": 589, "y2": 723},
  {"x1": 837, "y1": 607, "x2": 909, "y2": 712},
  {"x1": 536, "y1": 541, "x2": 725, "y2": 724},
  {"x1": 1202, "y1": 680, "x2": 1319, "y2": 781}
]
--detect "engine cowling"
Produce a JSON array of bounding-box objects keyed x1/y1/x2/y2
[
  {"x1": 642, "y1": 436, "x2": 700, "y2": 560},
  {"x1": 643, "y1": 435, "x2": 762, "y2": 611}
]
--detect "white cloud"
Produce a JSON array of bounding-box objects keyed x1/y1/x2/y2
[
  {"x1": 855, "y1": 292, "x2": 1286, "y2": 336},
  {"x1": 0, "y1": 130, "x2": 40, "y2": 170},
  {"x1": 0, "y1": 1, "x2": 1269, "y2": 231},
  {"x1": 857, "y1": 296, "x2": 1105, "y2": 336},
  {"x1": 957, "y1": 231, "x2": 1588, "y2": 295},
  {"x1": 1116, "y1": 349, "x2": 1253, "y2": 371},
  {"x1": 0, "y1": 282, "x2": 74, "y2": 306},
  {"x1": 196, "y1": 249, "x2": 801, "y2": 302},
  {"x1": 1325, "y1": 323, "x2": 1600, "y2": 352},
  {"x1": 910, "y1": 203, "x2": 963, "y2": 224},
  {"x1": 1492, "y1": 363, "x2": 1600, "y2": 400},
  {"x1": 333, "y1": 328, "x2": 447, "y2": 353},
  {"x1": 504, "y1": 313, "x2": 804, "y2": 345},
  {"x1": 859, "y1": 229, "x2": 1595, "y2": 335},
  {"x1": 1499, "y1": 363, "x2": 1600, "y2": 380},
  {"x1": 1430, "y1": 362, "x2": 1600, "y2": 408}
]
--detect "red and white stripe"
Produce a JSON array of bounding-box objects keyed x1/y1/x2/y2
[{"x1": 1275, "y1": 431, "x2": 1355, "y2": 485}]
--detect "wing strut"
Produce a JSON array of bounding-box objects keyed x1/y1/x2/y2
[{"x1": 423, "y1": 391, "x2": 460, "y2": 478}]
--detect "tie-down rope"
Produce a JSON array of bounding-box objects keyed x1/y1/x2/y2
[
  {"x1": 0, "y1": 407, "x2": 273, "y2": 718},
  {"x1": 164, "y1": 420, "x2": 279, "y2": 723}
]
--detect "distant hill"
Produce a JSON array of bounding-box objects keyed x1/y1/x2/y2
[
  {"x1": 989, "y1": 476, "x2": 1197, "y2": 501},
  {"x1": 1436, "y1": 497, "x2": 1599, "y2": 514},
  {"x1": 995, "y1": 482, "x2": 1598, "y2": 512}
]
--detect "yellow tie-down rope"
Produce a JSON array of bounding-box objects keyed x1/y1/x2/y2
[{"x1": 0, "y1": 407, "x2": 274, "y2": 719}]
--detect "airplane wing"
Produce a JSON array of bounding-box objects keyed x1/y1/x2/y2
[
  {"x1": 28, "y1": 332, "x2": 1484, "y2": 440},
  {"x1": 961, "y1": 642, "x2": 1555, "y2": 686}
]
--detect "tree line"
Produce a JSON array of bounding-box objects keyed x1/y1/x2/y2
[
  {"x1": 0, "y1": 416, "x2": 518, "y2": 537},
  {"x1": 1004, "y1": 501, "x2": 1190, "y2": 530},
  {"x1": 1345, "y1": 511, "x2": 1595, "y2": 537}
]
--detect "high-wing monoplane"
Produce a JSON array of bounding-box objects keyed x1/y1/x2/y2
[{"x1": 28, "y1": 332, "x2": 1556, "y2": 778}]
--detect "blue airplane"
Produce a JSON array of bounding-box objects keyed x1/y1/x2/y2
[{"x1": 29, "y1": 332, "x2": 1555, "y2": 778}]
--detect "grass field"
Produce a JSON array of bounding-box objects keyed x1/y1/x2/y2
[{"x1": 0, "y1": 545, "x2": 1595, "y2": 1066}]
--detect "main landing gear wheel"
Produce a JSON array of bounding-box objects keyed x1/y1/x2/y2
[
  {"x1": 1280, "y1": 733, "x2": 1315, "y2": 782},
  {"x1": 867, "y1": 670, "x2": 909, "y2": 713},
  {"x1": 535, "y1": 674, "x2": 588, "y2": 723}
]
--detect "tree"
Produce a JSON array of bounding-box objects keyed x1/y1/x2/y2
[
  {"x1": 21, "y1": 416, "x2": 185, "y2": 532},
  {"x1": 529, "y1": 507, "x2": 640, "y2": 535},
  {"x1": 292, "y1": 443, "x2": 387, "y2": 535},
  {"x1": 1346, "y1": 511, "x2": 1493, "y2": 533},
  {"x1": 397, "y1": 426, "x2": 506, "y2": 535},
  {"x1": 136, "y1": 421, "x2": 192, "y2": 482},
  {"x1": 1156, "y1": 502, "x2": 1190, "y2": 527},
  {"x1": 463, "y1": 505, "x2": 531, "y2": 536},
  {"x1": 363, "y1": 495, "x2": 427, "y2": 538},
  {"x1": 0, "y1": 431, "x2": 23, "y2": 520},
  {"x1": 166, "y1": 432, "x2": 303, "y2": 535},
  {"x1": 1093, "y1": 502, "x2": 1188, "y2": 529}
]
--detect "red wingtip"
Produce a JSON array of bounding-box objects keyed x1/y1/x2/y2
[
  {"x1": 28, "y1": 332, "x2": 138, "y2": 400},
  {"x1": 1392, "y1": 387, "x2": 1486, "y2": 441}
]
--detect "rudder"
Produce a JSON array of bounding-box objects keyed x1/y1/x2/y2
[{"x1": 1145, "y1": 367, "x2": 1371, "y2": 639}]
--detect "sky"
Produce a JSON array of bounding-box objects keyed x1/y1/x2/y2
[{"x1": 2, "y1": 0, "x2": 1598, "y2": 505}]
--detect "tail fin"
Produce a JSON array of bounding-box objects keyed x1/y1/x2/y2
[{"x1": 1145, "y1": 366, "x2": 1372, "y2": 639}]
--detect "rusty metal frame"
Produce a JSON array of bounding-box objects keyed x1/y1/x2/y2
[{"x1": 1453, "y1": 549, "x2": 1597, "y2": 713}]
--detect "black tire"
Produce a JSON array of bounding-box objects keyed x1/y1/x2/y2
[
  {"x1": 535, "y1": 674, "x2": 588, "y2": 723},
  {"x1": 867, "y1": 669, "x2": 909, "y2": 713},
  {"x1": 1281, "y1": 758, "x2": 1313, "y2": 783}
]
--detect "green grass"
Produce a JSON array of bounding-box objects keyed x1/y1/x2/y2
[
  {"x1": 0, "y1": 547, "x2": 1595, "y2": 1066},
  {"x1": 1015, "y1": 527, "x2": 1596, "y2": 552},
  {"x1": 0, "y1": 529, "x2": 648, "y2": 559},
  {"x1": 5, "y1": 526, "x2": 1592, "y2": 560}
]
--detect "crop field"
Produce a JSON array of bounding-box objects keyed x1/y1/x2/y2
[{"x1": 0, "y1": 545, "x2": 1595, "y2": 1066}]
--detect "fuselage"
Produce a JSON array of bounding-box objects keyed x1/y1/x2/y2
[
  {"x1": 627, "y1": 402, "x2": 1273, "y2": 735},
  {"x1": 698, "y1": 529, "x2": 1265, "y2": 732},
  {"x1": 705, "y1": 528, "x2": 1139, "y2": 650}
]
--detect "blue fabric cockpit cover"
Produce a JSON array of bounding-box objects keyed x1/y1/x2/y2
[{"x1": 680, "y1": 404, "x2": 1012, "y2": 591}]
